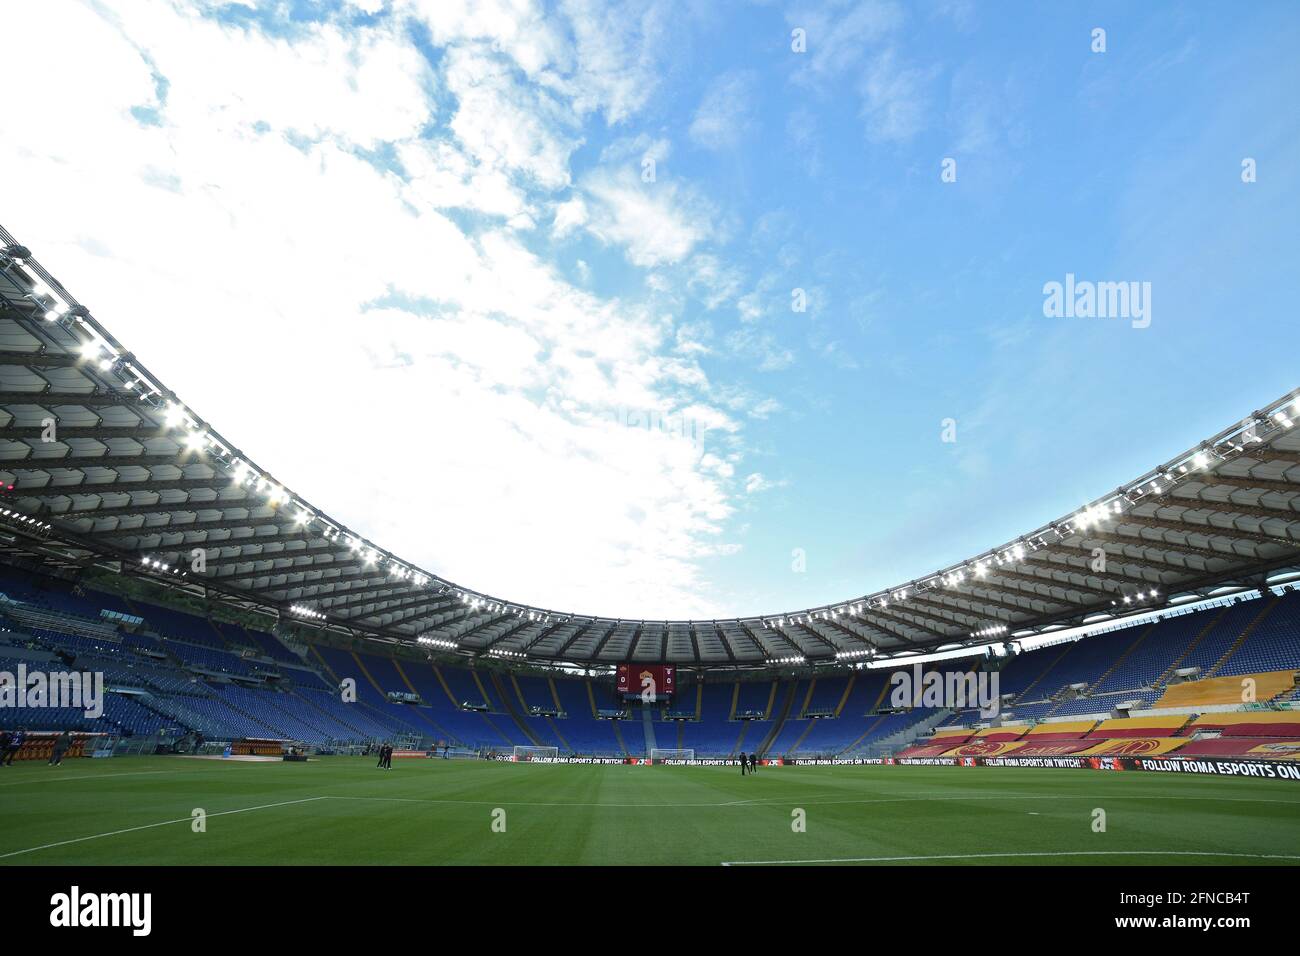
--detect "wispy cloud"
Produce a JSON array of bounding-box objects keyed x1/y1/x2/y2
[
  {"x1": 858, "y1": 48, "x2": 938, "y2": 143},
  {"x1": 580, "y1": 167, "x2": 716, "y2": 267},
  {"x1": 786, "y1": 0, "x2": 904, "y2": 87},
  {"x1": 689, "y1": 70, "x2": 760, "y2": 150}
]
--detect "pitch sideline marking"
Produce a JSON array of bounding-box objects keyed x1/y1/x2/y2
[
  {"x1": 0, "y1": 769, "x2": 183, "y2": 789},
  {"x1": 0, "y1": 760, "x2": 294, "y2": 789},
  {"x1": 319, "y1": 791, "x2": 1300, "y2": 809},
  {"x1": 720, "y1": 850, "x2": 1300, "y2": 865},
  {"x1": 0, "y1": 796, "x2": 328, "y2": 861}
]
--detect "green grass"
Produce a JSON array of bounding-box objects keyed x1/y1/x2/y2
[{"x1": 1, "y1": 756, "x2": 1299, "y2": 865}]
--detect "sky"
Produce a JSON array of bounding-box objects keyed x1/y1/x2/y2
[{"x1": 1, "y1": 0, "x2": 1297, "y2": 621}]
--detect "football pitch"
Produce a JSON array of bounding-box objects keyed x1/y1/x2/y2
[{"x1": 2, "y1": 756, "x2": 1299, "y2": 866}]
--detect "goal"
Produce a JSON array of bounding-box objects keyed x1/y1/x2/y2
[
  {"x1": 650, "y1": 748, "x2": 695, "y2": 761},
  {"x1": 512, "y1": 745, "x2": 559, "y2": 761}
]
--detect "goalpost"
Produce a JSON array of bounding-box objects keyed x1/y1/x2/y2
[
  {"x1": 512, "y1": 745, "x2": 559, "y2": 761},
  {"x1": 650, "y1": 748, "x2": 695, "y2": 761}
]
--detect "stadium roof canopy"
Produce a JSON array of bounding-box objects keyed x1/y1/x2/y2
[{"x1": 3, "y1": 222, "x2": 1300, "y2": 669}]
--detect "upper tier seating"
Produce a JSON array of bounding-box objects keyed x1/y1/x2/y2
[
  {"x1": 1168, "y1": 737, "x2": 1300, "y2": 760},
  {"x1": 967, "y1": 725, "x2": 1027, "y2": 741},
  {"x1": 1086, "y1": 715, "x2": 1192, "y2": 738},
  {"x1": 1155, "y1": 670, "x2": 1300, "y2": 709},
  {"x1": 1021, "y1": 720, "x2": 1097, "y2": 740},
  {"x1": 1185, "y1": 712, "x2": 1300, "y2": 737},
  {"x1": 1218, "y1": 592, "x2": 1300, "y2": 676}
]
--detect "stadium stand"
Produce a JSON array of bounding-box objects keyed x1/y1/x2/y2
[
  {"x1": 3, "y1": 222, "x2": 1299, "y2": 782},
  {"x1": 1007, "y1": 738, "x2": 1098, "y2": 757},
  {"x1": 1188, "y1": 712, "x2": 1300, "y2": 736},
  {"x1": 4, "y1": 557, "x2": 1300, "y2": 761},
  {"x1": 680, "y1": 683, "x2": 745, "y2": 755},
  {"x1": 1086, "y1": 715, "x2": 1191, "y2": 738},
  {"x1": 1077, "y1": 737, "x2": 1191, "y2": 756},
  {"x1": 969, "y1": 725, "x2": 1028, "y2": 741},
  {"x1": 1021, "y1": 720, "x2": 1098, "y2": 739},
  {"x1": 1156, "y1": 670, "x2": 1299, "y2": 708},
  {"x1": 895, "y1": 726, "x2": 978, "y2": 758},
  {"x1": 1171, "y1": 738, "x2": 1300, "y2": 759}
]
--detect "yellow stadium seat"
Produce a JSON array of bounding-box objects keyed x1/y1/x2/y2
[{"x1": 1155, "y1": 670, "x2": 1299, "y2": 708}]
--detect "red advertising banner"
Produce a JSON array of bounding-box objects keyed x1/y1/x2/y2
[{"x1": 616, "y1": 663, "x2": 675, "y2": 699}]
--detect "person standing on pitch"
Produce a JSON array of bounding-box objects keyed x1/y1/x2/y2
[
  {"x1": 382, "y1": 742, "x2": 393, "y2": 770},
  {"x1": 377, "y1": 741, "x2": 387, "y2": 770},
  {"x1": 49, "y1": 730, "x2": 72, "y2": 767},
  {"x1": 749, "y1": 752, "x2": 758, "y2": 774},
  {"x1": 738, "y1": 751, "x2": 746, "y2": 776}
]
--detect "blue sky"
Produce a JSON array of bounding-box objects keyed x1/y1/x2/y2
[{"x1": 2, "y1": 1, "x2": 1297, "y2": 620}]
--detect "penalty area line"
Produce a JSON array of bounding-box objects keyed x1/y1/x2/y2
[
  {"x1": 720, "y1": 850, "x2": 1300, "y2": 865},
  {"x1": 0, "y1": 796, "x2": 328, "y2": 861}
]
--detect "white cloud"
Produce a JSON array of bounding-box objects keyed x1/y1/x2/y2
[
  {"x1": 550, "y1": 195, "x2": 589, "y2": 238},
  {"x1": 397, "y1": 139, "x2": 531, "y2": 220},
  {"x1": 405, "y1": 0, "x2": 676, "y2": 126},
  {"x1": 785, "y1": 2, "x2": 933, "y2": 145},
  {"x1": 442, "y1": 45, "x2": 581, "y2": 190},
  {"x1": 726, "y1": 328, "x2": 796, "y2": 372},
  {"x1": 599, "y1": 133, "x2": 672, "y2": 166},
  {"x1": 559, "y1": 0, "x2": 676, "y2": 123},
  {"x1": 689, "y1": 70, "x2": 759, "y2": 150},
  {"x1": 687, "y1": 254, "x2": 745, "y2": 310},
  {"x1": 405, "y1": 0, "x2": 567, "y2": 78},
  {"x1": 0, "y1": 0, "x2": 758, "y2": 619},
  {"x1": 580, "y1": 168, "x2": 715, "y2": 267},
  {"x1": 128, "y1": 2, "x2": 432, "y2": 149},
  {"x1": 858, "y1": 48, "x2": 937, "y2": 143},
  {"x1": 786, "y1": 0, "x2": 904, "y2": 86}
]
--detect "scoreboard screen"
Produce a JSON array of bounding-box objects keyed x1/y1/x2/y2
[{"x1": 616, "y1": 663, "x2": 675, "y2": 700}]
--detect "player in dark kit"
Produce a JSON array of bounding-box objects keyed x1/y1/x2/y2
[
  {"x1": 376, "y1": 742, "x2": 388, "y2": 769},
  {"x1": 749, "y1": 752, "x2": 758, "y2": 774},
  {"x1": 3, "y1": 727, "x2": 25, "y2": 765},
  {"x1": 739, "y1": 751, "x2": 746, "y2": 775}
]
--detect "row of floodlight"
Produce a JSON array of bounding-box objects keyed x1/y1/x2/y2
[
  {"x1": 417, "y1": 636, "x2": 458, "y2": 650},
  {"x1": 0, "y1": 507, "x2": 51, "y2": 532},
  {"x1": 139, "y1": 556, "x2": 184, "y2": 576}
]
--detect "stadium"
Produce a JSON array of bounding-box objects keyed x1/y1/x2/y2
[
  {"x1": 2, "y1": 224, "x2": 1299, "y2": 874},
  {"x1": 0, "y1": 5, "x2": 1298, "y2": 932}
]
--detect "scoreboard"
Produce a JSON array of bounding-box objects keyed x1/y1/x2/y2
[{"x1": 616, "y1": 663, "x2": 675, "y2": 700}]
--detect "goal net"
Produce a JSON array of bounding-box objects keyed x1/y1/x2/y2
[
  {"x1": 512, "y1": 745, "x2": 559, "y2": 761},
  {"x1": 650, "y1": 748, "x2": 694, "y2": 761}
]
